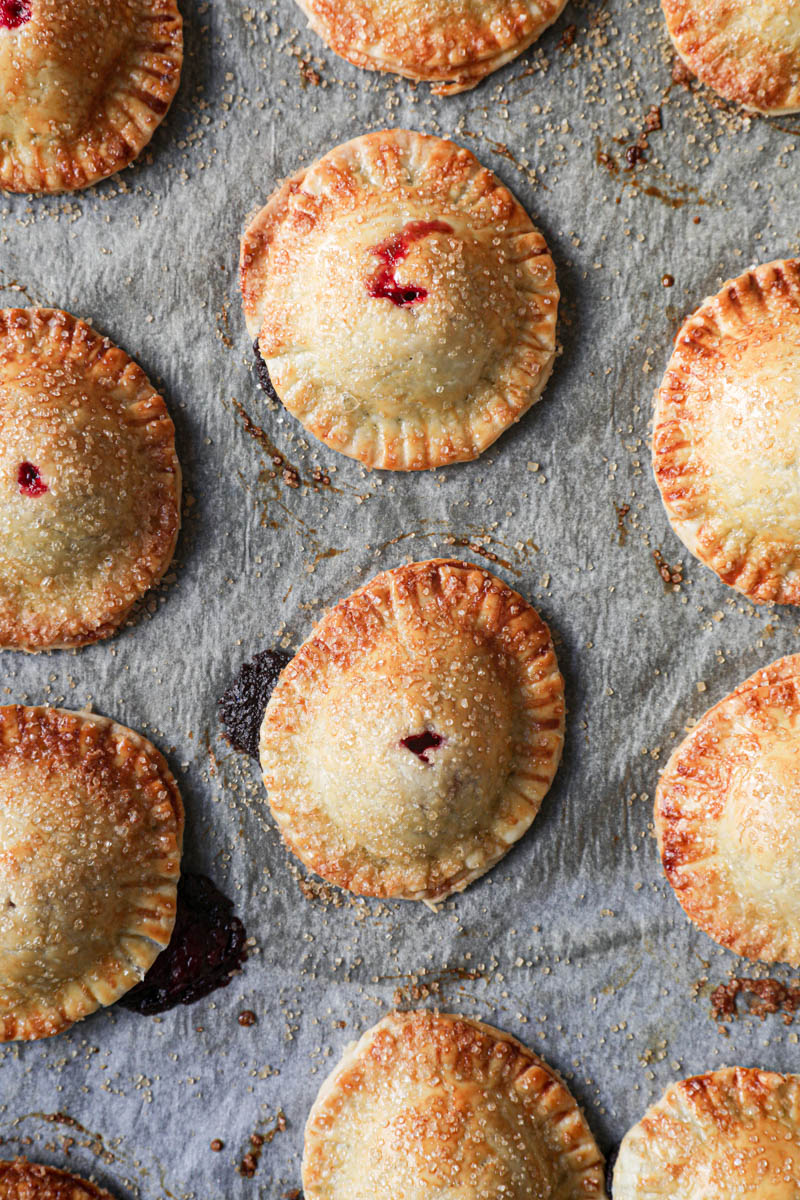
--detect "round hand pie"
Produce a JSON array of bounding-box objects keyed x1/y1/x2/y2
[
  {"x1": 0, "y1": 705, "x2": 184, "y2": 1041},
  {"x1": 240, "y1": 129, "x2": 559, "y2": 471},
  {"x1": 259, "y1": 558, "x2": 565, "y2": 901},
  {"x1": 302, "y1": 1010, "x2": 607, "y2": 1199},
  {"x1": 0, "y1": 1160, "x2": 115, "y2": 1200},
  {"x1": 0, "y1": 0, "x2": 183, "y2": 193},
  {"x1": 656, "y1": 653, "x2": 800, "y2": 965},
  {"x1": 662, "y1": 0, "x2": 800, "y2": 114},
  {"x1": 0, "y1": 308, "x2": 182, "y2": 651},
  {"x1": 614, "y1": 1067, "x2": 800, "y2": 1199},
  {"x1": 292, "y1": 0, "x2": 569, "y2": 94},
  {"x1": 653, "y1": 258, "x2": 800, "y2": 605}
]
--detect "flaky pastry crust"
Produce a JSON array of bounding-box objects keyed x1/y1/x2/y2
[
  {"x1": 303, "y1": 1010, "x2": 607, "y2": 1199},
  {"x1": 293, "y1": 0, "x2": 569, "y2": 94},
  {"x1": 614, "y1": 1067, "x2": 800, "y2": 1198},
  {"x1": 240, "y1": 130, "x2": 559, "y2": 471},
  {"x1": 0, "y1": 1160, "x2": 115, "y2": 1200},
  {"x1": 653, "y1": 258, "x2": 800, "y2": 605},
  {"x1": 0, "y1": 308, "x2": 181, "y2": 651},
  {"x1": 656, "y1": 653, "x2": 800, "y2": 965},
  {"x1": 662, "y1": 0, "x2": 800, "y2": 115},
  {"x1": 259, "y1": 559, "x2": 564, "y2": 901},
  {"x1": 0, "y1": 705, "x2": 184, "y2": 1041},
  {"x1": 0, "y1": 0, "x2": 183, "y2": 194}
]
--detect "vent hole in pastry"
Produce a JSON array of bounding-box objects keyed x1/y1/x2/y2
[
  {"x1": 118, "y1": 873, "x2": 248, "y2": 1015},
  {"x1": 219, "y1": 648, "x2": 292, "y2": 758},
  {"x1": 367, "y1": 220, "x2": 453, "y2": 308},
  {"x1": 0, "y1": 0, "x2": 30, "y2": 30},
  {"x1": 17, "y1": 461, "x2": 47, "y2": 497},
  {"x1": 400, "y1": 730, "x2": 444, "y2": 764}
]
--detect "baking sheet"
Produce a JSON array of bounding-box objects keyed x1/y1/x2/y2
[{"x1": 2, "y1": 0, "x2": 800, "y2": 1194}]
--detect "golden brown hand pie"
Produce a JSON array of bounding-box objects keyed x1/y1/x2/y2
[
  {"x1": 0, "y1": 308, "x2": 181, "y2": 651},
  {"x1": 653, "y1": 258, "x2": 800, "y2": 605},
  {"x1": 0, "y1": 1160, "x2": 115, "y2": 1200},
  {"x1": 0, "y1": 705, "x2": 184, "y2": 1041},
  {"x1": 0, "y1": 0, "x2": 183, "y2": 193},
  {"x1": 656, "y1": 653, "x2": 800, "y2": 966},
  {"x1": 241, "y1": 129, "x2": 559, "y2": 471},
  {"x1": 614, "y1": 1067, "x2": 800, "y2": 1199},
  {"x1": 259, "y1": 559, "x2": 565, "y2": 901},
  {"x1": 293, "y1": 0, "x2": 569, "y2": 94},
  {"x1": 662, "y1": 0, "x2": 800, "y2": 114},
  {"x1": 303, "y1": 1010, "x2": 607, "y2": 1200}
]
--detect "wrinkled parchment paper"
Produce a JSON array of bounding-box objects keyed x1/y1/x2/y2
[{"x1": 2, "y1": 0, "x2": 800, "y2": 1195}]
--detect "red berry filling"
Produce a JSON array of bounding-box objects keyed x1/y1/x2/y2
[
  {"x1": 367, "y1": 220, "x2": 452, "y2": 307},
  {"x1": 401, "y1": 730, "x2": 444, "y2": 764},
  {"x1": 0, "y1": 0, "x2": 31, "y2": 30},
  {"x1": 17, "y1": 462, "x2": 47, "y2": 497}
]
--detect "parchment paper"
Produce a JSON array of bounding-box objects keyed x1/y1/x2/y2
[{"x1": 2, "y1": 0, "x2": 800, "y2": 1195}]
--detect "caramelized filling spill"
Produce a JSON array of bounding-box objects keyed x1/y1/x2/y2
[
  {"x1": 219, "y1": 648, "x2": 292, "y2": 758},
  {"x1": 120, "y1": 873, "x2": 247, "y2": 1015}
]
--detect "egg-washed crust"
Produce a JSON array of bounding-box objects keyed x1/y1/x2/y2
[
  {"x1": 0, "y1": 308, "x2": 181, "y2": 651},
  {"x1": 653, "y1": 259, "x2": 800, "y2": 606},
  {"x1": 303, "y1": 1010, "x2": 607, "y2": 1199},
  {"x1": 0, "y1": 0, "x2": 183, "y2": 194},
  {"x1": 259, "y1": 559, "x2": 564, "y2": 901},
  {"x1": 662, "y1": 0, "x2": 800, "y2": 115},
  {"x1": 240, "y1": 130, "x2": 559, "y2": 471},
  {"x1": 0, "y1": 1160, "x2": 116, "y2": 1200},
  {"x1": 293, "y1": 0, "x2": 568, "y2": 94},
  {"x1": 656, "y1": 654, "x2": 800, "y2": 966},
  {"x1": 0, "y1": 706, "x2": 184, "y2": 1041},
  {"x1": 613, "y1": 1067, "x2": 800, "y2": 1198}
]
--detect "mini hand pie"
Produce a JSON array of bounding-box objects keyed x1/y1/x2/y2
[
  {"x1": 614, "y1": 1067, "x2": 800, "y2": 1198},
  {"x1": 0, "y1": 308, "x2": 181, "y2": 651},
  {"x1": 241, "y1": 129, "x2": 559, "y2": 471},
  {"x1": 303, "y1": 1010, "x2": 607, "y2": 1200},
  {"x1": 0, "y1": 1160, "x2": 115, "y2": 1200},
  {"x1": 656, "y1": 654, "x2": 800, "y2": 965},
  {"x1": 0, "y1": 705, "x2": 183, "y2": 1041},
  {"x1": 293, "y1": 0, "x2": 569, "y2": 93},
  {"x1": 259, "y1": 559, "x2": 564, "y2": 901},
  {"x1": 0, "y1": 0, "x2": 182, "y2": 193},
  {"x1": 653, "y1": 259, "x2": 800, "y2": 605},
  {"x1": 662, "y1": 0, "x2": 800, "y2": 114}
]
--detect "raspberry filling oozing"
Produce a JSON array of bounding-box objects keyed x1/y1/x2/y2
[
  {"x1": 17, "y1": 462, "x2": 47, "y2": 497},
  {"x1": 401, "y1": 730, "x2": 444, "y2": 764},
  {"x1": 366, "y1": 220, "x2": 453, "y2": 307},
  {"x1": 0, "y1": 0, "x2": 31, "y2": 30}
]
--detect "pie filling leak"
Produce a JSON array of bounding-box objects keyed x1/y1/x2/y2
[
  {"x1": 219, "y1": 648, "x2": 292, "y2": 759},
  {"x1": 366, "y1": 220, "x2": 453, "y2": 307},
  {"x1": 119, "y1": 873, "x2": 248, "y2": 1016},
  {"x1": 0, "y1": 0, "x2": 31, "y2": 29},
  {"x1": 17, "y1": 462, "x2": 47, "y2": 497},
  {"x1": 401, "y1": 730, "x2": 444, "y2": 764}
]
